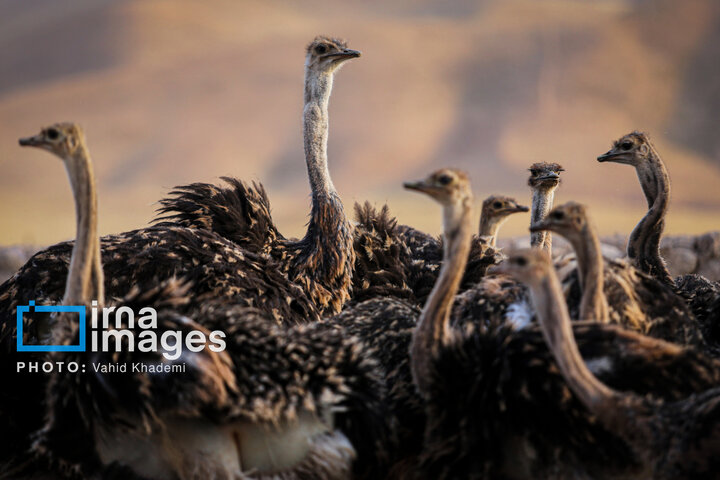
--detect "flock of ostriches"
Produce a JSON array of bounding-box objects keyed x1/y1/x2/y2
[{"x1": 1, "y1": 36, "x2": 719, "y2": 480}]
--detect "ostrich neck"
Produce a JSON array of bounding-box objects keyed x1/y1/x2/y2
[
  {"x1": 627, "y1": 153, "x2": 673, "y2": 285},
  {"x1": 411, "y1": 196, "x2": 474, "y2": 397},
  {"x1": 290, "y1": 67, "x2": 353, "y2": 313},
  {"x1": 530, "y1": 270, "x2": 650, "y2": 444},
  {"x1": 63, "y1": 145, "x2": 104, "y2": 307},
  {"x1": 304, "y1": 70, "x2": 335, "y2": 196},
  {"x1": 530, "y1": 272, "x2": 620, "y2": 418},
  {"x1": 569, "y1": 225, "x2": 609, "y2": 323},
  {"x1": 478, "y1": 214, "x2": 507, "y2": 247},
  {"x1": 531, "y1": 188, "x2": 555, "y2": 253}
]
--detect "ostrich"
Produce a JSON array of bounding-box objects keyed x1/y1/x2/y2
[
  {"x1": 405, "y1": 162, "x2": 560, "y2": 304},
  {"x1": 527, "y1": 162, "x2": 563, "y2": 252},
  {"x1": 346, "y1": 194, "x2": 527, "y2": 307},
  {"x1": 40, "y1": 298, "x2": 389, "y2": 480},
  {"x1": 405, "y1": 169, "x2": 720, "y2": 478},
  {"x1": 0, "y1": 124, "x2": 322, "y2": 334},
  {"x1": 0, "y1": 123, "x2": 106, "y2": 475},
  {"x1": 500, "y1": 248, "x2": 720, "y2": 479},
  {"x1": 597, "y1": 132, "x2": 673, "y2": 284},
  {"x1": 477, "y1": 195, "x2": 529, "y2": 246},
  {"x1": 598, "y1": 131, "x2": 720, "y2": 352},
  {"x1": 531, "y1": 202, "x2": 705, "y2": 349},
  {"x1": 13, "y1": 124, "x2": 387, "y2": 479},
  {"x1": 155, "y1": 36, "x2": 360, "y2": 315}
]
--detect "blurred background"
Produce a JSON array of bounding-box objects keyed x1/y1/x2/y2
[{"x1": 1, "y1": 0, "x2": 719, "y2": 250}]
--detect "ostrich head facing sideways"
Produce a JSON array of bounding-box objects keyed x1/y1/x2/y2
[
  {"x1": 596, "y1": 132, "x2": 653, "y2": 166},
  {"x1": 479, "y1": 195, "x2": 529, "y2": 245},
  {"x1": 597, "y1": 132, "x2": 673, "y2": 285},
  {"x1": 19, "y1": 123, "x2": 85, "y2": 158}
]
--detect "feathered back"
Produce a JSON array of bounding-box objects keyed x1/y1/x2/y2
[
  {"x1": 154, "y1": 177, "x2": 280, "y2": 254},
  {"x1": 351, "y1": 202, "x2": 415, "y2": 303}
]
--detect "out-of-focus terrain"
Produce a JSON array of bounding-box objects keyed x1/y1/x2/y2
[{"x1": 1, "y1": 0, "x2": 718, "y2": 249}]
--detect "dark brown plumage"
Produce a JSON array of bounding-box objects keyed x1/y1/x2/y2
[
  {"x1": 155, "y1": 178, "x2": 280, "y2": 254},
  {"x1": 502, "y1": 249, "x2": 720, "y2": 480},
  {"x1": 38, "y1": 286, "x2": 389, "y2": 480},
  {"x1": 11, "y1": 123, "x2": 388, "y2": 479},
  {"x1": 408, "y1": 171, "x2": 720, "y2": 479},
  {"x1": 152, "y1": 36, "x2": 361, "y2": 316},
  {"x1": 0, "y1": 123, "x2": 323, "y2": 478},
  {"x1": 350, "y1": 202, "x2": 416, "y2": 304},
  {"x1": 533, "y1": 202, "x2": 705, "y2": 349},
  {"x1": 394, "y1": 224, "x2": 503, "y2": 306}
]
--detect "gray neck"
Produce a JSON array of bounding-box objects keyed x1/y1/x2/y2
[
  {"x1": 627, "y1": 151, "x2": 673, "y2": 286},
  {"x1": 530, "y1": 187, "x2": 555, "y2": 253},
  {"x1": 304, "y1": 70, "x2": 335, "y2": 196},
  {"x1": 411, "y1": 196, "x2": 473, "y2": 397},
  {"x1": 63, "y1": 145, "x2": 104, "y2": 307},
  {"x1": 529, "y1": 272, "x2": 616, "y2": 413},
  {"x1": 478, "y1": 214, "x2": 508, "y2": 247},
  {"x1": 569, "y1": 225, "x2": 609, "y2": 323}
]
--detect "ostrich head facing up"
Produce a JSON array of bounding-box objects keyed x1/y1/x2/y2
[
  {"x1": 597, "y1": 131, "x2": 653, "y2": 166},
  {"x1": 403, "y1": 168, "x2": 471, "y2": 206},
  {"x1": 528, "y1": 162, "x2": 564, "y2": 190},
  {"x1": 531, "y1": 201, "x2": 590, "y2": 237},
  {"x1": 19, "y1": 122, "x2": 85, "y2": 160},
  {"x1": 305, "y1": 36, "x2": 361, "y2": 74}
]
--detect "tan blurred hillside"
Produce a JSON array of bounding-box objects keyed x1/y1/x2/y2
[{"x1": 0, "y1": 0, "x2": 719, "y2": 246}]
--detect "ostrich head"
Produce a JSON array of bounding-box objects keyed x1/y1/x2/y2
[
  {"x1": 496, "y1": 248, "x2": 552, "y2": 287},
  {"x1": 403, "y1": 168, "x2": 471, "y2": 206},
  {"x1": 19, "y1": 122, "x2": 85, "y2": 161},
  {"x1": 528, "y1": 162, "x2": 564, "y2": 190},
  {"x1": 482, "y1": 195, "x2": 529, "y2": 220},
  {"x1": 530, "y1": 202, "x2": 590, "y2": 238},
  {"x1": 597, "y1": 131, "x2": 653, "y2": 166},
  {"x1": 305, "y1": 36, "x2": 361, "y2": 74}
]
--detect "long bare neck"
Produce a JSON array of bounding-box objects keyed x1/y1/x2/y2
[
  {"x1": 568, "y1": 224, "x2": 609, "y2": 323},
  {"x1": 411, "y1": 196, "x2": 474, "y2": 397},
  {"x1": 530, "y1": 187, "x2": 555, "y2": 253},
  {"x1": 478, "y1": 214, "x2": 507, "y2": 247},
  {"x1": 627, "y1": 152, "x2": 673, "y2": 286},
  {"x1": 304, "y1": 70, "x2": 335, "y2": 196},
  {"x1": 530, "y1": 269, "x2": 651, "y2": 445},
  {"x1": 290, "y1": 66, "x2": 354, "y2": 314},
  {"x1": 63, "y1": 145, "x2": 104, "y2": 307},
  {"x1": 530, "y1": 271, "x2": 619, "y2": 414}
]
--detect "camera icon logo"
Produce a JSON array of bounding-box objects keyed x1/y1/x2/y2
[{"x1": 16, "y1": 301, "x2": 86, "y2": 352}]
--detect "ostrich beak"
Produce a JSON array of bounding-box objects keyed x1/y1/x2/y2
[
  {"x1": 403, "y1": 180, "x2": 430, "y2": 194},
  {"x1": 536, "y1": 171, "x2": 560, "y2": 181},
  {"x1": 329, "y1": 49, "x2": 361, "y2": 59},
  {"x1": 512, "y1": 204, "x2": 530, "y2": 213},
  {"x1": 19, "y1": 134, "x2": 44, "y2": 147},
  {"x1": 597, "y1": 151, "x2": 618, "y2": 162}
]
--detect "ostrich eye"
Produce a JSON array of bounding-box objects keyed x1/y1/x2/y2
[
  {"x1": 437, "y1": 174, "x2": 453, "y2": 185},
  {"x1": 552, "y1": 211, "x2": 564, "y2": 219},
  {"x1": 515, "y1": 257, "x2": 527, "y2": 266},
  {"x1": 620, "y1": 141, "x2": 633, "y2": 151},
  {"x1": 493, "y1": 201, "x2": 502, "y2": 209},
  {"x1": 46, "y1": 128, "x2": 60, "y2": 140},
  {"x1": 315, "y1": 44, "x2": 328, "y2": 55}
]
